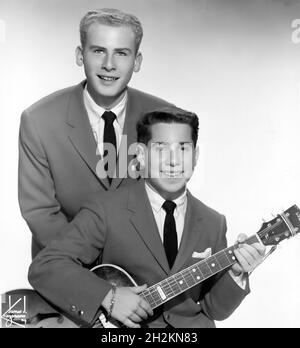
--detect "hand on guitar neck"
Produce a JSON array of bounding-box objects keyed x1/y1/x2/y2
[
  {"x1": 231, "y1": 233, "x2": 266, "y2": 276},
  {"x1": 101, "y1": 284, "x2": 153, "y2": 328}
]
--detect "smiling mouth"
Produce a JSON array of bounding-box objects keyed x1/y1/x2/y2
[
  {"x1": 98, "y1": 75, "x2": 119, "y2": 81},
  {"x1": 161, "y1": 171, "x2": 184, "y2": 178}
]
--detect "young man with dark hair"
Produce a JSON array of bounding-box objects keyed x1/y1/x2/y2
[
  {"x1": 18, "y1": 8, "x2": 172, "y2": 258},
  {"x1": 28, "y1": 107, "x2": 265, "y2": 328}
]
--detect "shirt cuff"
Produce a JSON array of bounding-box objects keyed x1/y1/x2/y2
[{"x1": 228, "y1": 270, "x2": 247, "y2": 290}]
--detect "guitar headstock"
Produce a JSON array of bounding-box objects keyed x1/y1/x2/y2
[{"x1": 258, "y1": 205, "x2": 300, "y2": 246}]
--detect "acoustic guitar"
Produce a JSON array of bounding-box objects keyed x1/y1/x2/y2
[{"x1": 1, "y1": 205, "x2": 299, "y2": 328}]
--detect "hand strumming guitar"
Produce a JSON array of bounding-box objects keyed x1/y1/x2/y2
[{"x1": 101, "y1": 284, "x2": 153, "y2": 328}]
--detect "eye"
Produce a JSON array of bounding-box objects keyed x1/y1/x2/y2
[
  {"x1": 116, "y1": 51, "x2": 127, "y2": 57},
  {"x1": 94, "y1": 49, "x2": 105, "y2": 54},
  {"x1": 180, "y1": 144, "x2": 191, "y2": 152},
  {"x1": 153, "y1": 144, "x2": 167, "y2": 152}
]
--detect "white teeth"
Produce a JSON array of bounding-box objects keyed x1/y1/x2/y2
[
  {"x1": 99, "y1": 76, "x2": 118, "y2": 81},
  {"x1": 162, "y1": 172, "x2": 183, "y2": 178}
]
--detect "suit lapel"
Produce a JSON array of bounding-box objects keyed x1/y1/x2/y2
[
  {"x1": 111, "y1": 88, "x2": 143, "y2": 190},
  {"x1": 66, "y1": 81, "x2": 110, "y2": 190},
  {"x1": 128, "y1": 182, "x2": 170, "y2": 275},
  {"x1": 170, "y1": 191, "x2": 204, "y2": 275}
]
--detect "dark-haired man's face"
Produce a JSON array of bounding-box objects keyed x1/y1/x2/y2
[
  {"x1": 76, "y1": 23, "x2": 142, "y2": 108},
  {"x1": 138, "y1": 122, "x2": 199, "y2": 200}
]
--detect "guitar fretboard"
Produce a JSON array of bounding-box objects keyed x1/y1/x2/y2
[{"x1": 141, "y1": 234, "x2": 259, "y2": 309}]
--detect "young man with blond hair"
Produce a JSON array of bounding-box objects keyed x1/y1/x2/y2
[{"x1": 19, "y1": 9, "x2": 172, "y2": 258}]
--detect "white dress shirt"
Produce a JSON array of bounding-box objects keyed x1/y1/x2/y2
[
  {"x1": 83, "y1": 86, "x2": 127, "y2": 157},
  {"x1": 145, "y1": 181, "x2": 187, "y2": 249},
  {"x1": 145, "y1": 181, "x2": 246, "y2": 288}
]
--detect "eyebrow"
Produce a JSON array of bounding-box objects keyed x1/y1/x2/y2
[
  {"x1": 89, "y1": 45, "x2": 132, "y2": 53},
  {"x1": 152, "y1": 142, "x2": 192, "y2": 145}
]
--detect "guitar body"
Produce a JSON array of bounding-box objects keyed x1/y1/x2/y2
[
  {"x1": 91, "y1": 264, "x2": 137, "y2": 288},
  {"x1": 1, "y1": 265, "x2": 134, "y2": 328}
]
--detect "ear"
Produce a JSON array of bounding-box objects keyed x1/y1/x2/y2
[
  {"x1": 133, "y1": 52, "x2": 143, "y2": 73},
  {"x1": 193, "y1": 145, "x2": 199, "y2": 168},
  {"x1": 75, "y1": 46, "x2": 84, "y2": 67},
  {"x1": 136, "y1": 143, "x2": 147, "y2": 169}
]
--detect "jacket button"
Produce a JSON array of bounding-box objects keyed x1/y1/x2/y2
[{"x1": 70, "y1": 305, "x2": 77, "y2": 312}]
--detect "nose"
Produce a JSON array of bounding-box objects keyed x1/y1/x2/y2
[
  {"x1": 102, "y1": 53, "x2": 116, "y2": 71},
  {"x1": 168, "y1": 148, "x2": 181, "y2": 167}
]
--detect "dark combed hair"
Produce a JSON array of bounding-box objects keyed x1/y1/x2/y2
[{"x1": 137, "y1": 107, "x2": 199, "y2": 147}]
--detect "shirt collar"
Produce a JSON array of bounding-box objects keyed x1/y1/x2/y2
[
  {"x1": 83, "y1": 85, "x2": 127, "y2": 127},
  {"x1": 145, "y1": 181, "x2": 187, "y2": 213}
]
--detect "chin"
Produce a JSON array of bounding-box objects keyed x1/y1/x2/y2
[
  {"x1": 96, "y1": 87, "x2": 120, "y2": 96},
  {"x1": 161, "y1": 182, "x2": 186, "y2": 195}
]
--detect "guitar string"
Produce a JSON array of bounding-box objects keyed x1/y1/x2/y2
[{"x1": 142, "y1": 218, "x2": 289, "y2": 309}]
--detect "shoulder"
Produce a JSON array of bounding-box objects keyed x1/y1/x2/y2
[
  {"x1": 188, "y1": 191, "x2": 225, "y2": 222},
  {"x1": 127, "y1": 87, "x2": 174, "y2": 109},
  {"x1": 21, "y1": 82, "x2": 82, "y2": 123}
]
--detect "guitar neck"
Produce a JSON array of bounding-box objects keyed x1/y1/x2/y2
[{"x1": 141, "y1": 234, "x2": 260, "y2": 309}]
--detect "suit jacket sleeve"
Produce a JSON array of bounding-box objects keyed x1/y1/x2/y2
[
  {"x1": 200, "y1": 215, "x2": 250, "y2": 321},
  {"x1": 28, "y1": 197, "x2": 112, "y2": 326},
  {"x1": 18, "y1": 111, "x2": 69, "y2": 249}
]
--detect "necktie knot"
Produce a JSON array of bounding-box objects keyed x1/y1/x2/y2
[
  {"x1": 162, "y1": 200, "x2": 177, "y2": 215},
  {"x1": 102, "y1": 111, "x2": 116, "y2": 125}
]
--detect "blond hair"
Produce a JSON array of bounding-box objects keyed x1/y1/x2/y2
[{"x1": 80, "y1": 8, "x2": 143, "y2": 54}]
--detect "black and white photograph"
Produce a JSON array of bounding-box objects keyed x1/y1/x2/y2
[{"x1": 0, "y1": 0, "x2": 300, "y2": 330}]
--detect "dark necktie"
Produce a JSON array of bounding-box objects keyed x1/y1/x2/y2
[
  {"x1": 102, "y1": 111, "x2": 117, "y2": 184},
  {"x1": 162, "y1": 200, "x2": 178, "y2": 268}
]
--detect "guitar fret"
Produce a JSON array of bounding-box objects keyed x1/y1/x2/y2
[
  {"x1": 219, "y1": 249, "x2": 234, "y2": 267},
  {"x1": 178, "y1": 272, "x2": 190, "y2": 288},
  {"x1": 227, "y1": 246, "x2": 237, "y2": 263},
  {"x1": 207, "y1": 255, "x2": 222, "y2": 273},
  {"x1": 204, "y1": 260, "x2": 215, "y2": 275},
  {"x1": 150, "y1": 289, "x2": 162, "y2": 303},
  {"x1": 166, "y1": 277, "x2": 181, "y2": 294},
  {"x1": 142, "y1": 289, "x2": 158, "y2": 308},
  {"x1": 181, "y1": 269, "x2": 197, "y2": 287},
  {"x1": 197, "y1": 262, "x2": 212, "y2": 278},
  {"x1": 148, "y1": 287, "x2": 162, "y2": 305},
  {"x1": 194, "y1": 264, "x2": 204, "y2": 279},
  {"x1": 212, "y1": 254, "x2": 223, "y2": 269},
  {"x1": 189, "y1": 265, "x2": 203, "y2": 282},
  {"x1": 174, "y1": 273, "x2": 189, "y2": 290},
  {"x1": 160, "y1": 280, "x2": 175, "y2": 297},
  {"x1": 144, "y1": 294, "x2": 156, "y2": 307}
]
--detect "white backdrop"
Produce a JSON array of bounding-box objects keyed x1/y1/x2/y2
[{"x1": 0, "y1": 0, "x2": 300, "y2": 328}]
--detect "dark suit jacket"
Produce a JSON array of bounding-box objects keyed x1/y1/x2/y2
[
  {"x1": 18, "y1": 81, "x2": 172, "y2": 258},
  {"x1": 28, "y1": 181, "x2": 250, "y2": 328}
]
